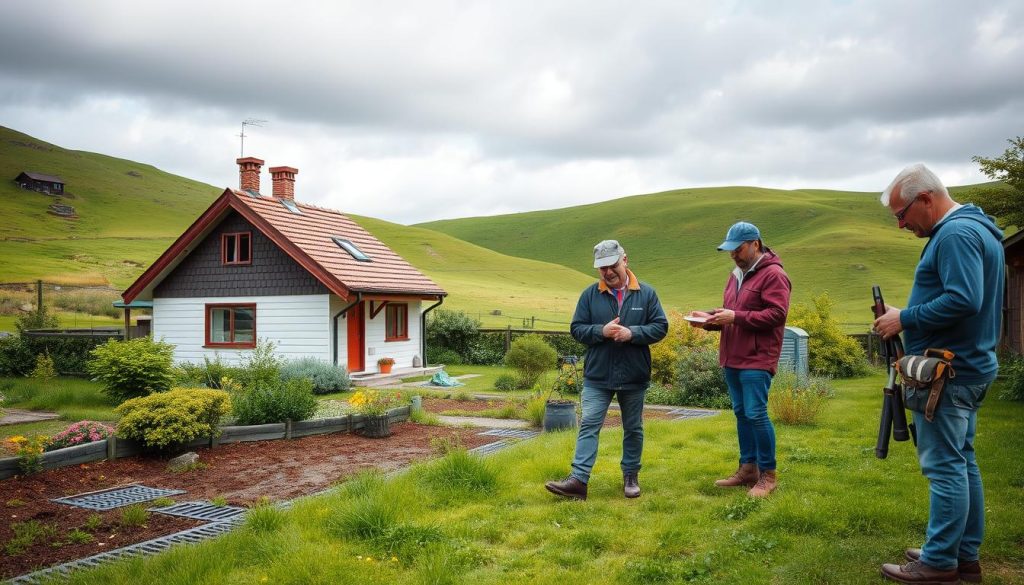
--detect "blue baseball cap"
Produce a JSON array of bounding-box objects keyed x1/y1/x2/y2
[{"x1": 717, "y1": 221, "x2": 761, "y2": 251}]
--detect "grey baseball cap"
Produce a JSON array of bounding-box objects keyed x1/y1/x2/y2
[{"x1": 593, "y1": 240, "x2": 625, "y2": 268}]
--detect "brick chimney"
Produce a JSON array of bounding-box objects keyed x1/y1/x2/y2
[
  {"x1": 236, "y1": 157, "x2": 264, "y2": 193},
  {"x1": 269, "y1": 166, "x2": 298, "y2": 200}
]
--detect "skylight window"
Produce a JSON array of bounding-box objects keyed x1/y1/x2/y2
[
  {"x1": 332, "y1": 237, "x2": 371, "y2": 262},
  {"x1": 280, "y1": 199, "x2": 301, "y2": 214}
]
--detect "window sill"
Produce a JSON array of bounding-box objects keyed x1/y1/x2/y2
[
  {"x1": 384, "y1": 337, "x2": 410, "y2": 342},
  {"x1": 204, "y1": 343, "x2": 256, "y2": 349}
]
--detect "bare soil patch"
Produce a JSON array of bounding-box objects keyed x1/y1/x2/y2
[
  {"x1": 0, "y1": 423, "x2": 502, "y2": 580},
  {"x1": 422, "y1": 397, "x2": 521, "y2": 414}
]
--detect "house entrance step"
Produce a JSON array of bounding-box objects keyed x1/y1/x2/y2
[{"x1": 350, "y1": 366, "x2": 444, "y2": 387}]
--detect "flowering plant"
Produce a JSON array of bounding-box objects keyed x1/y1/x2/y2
[
  {"x1": 551, "y1": 362, "x2": 582, "y2": 398},
  {"x1": 376, "y1": 357, "x2": 396, "y2": 366},
  {"x1": 4, "y1": 434, "x2": 49, "y2": 474},
  {"x1": 348, "y1": 389, "x2": 406, "y2": 416},
  {"x1": 46, "y1": 421, "x2": 115, "y2": 451}
]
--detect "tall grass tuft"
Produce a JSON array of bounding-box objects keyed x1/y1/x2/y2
[
  {"x1": 525, "y1": 394, "x2": 546, "y2": 427},
  {"x1": 418, "y1": 449, "x2": 498, "y2": 501},
  {"x1": 245, "y1": 503, "x2": 286, "y2": 533},
  {"x1": 768, "y1": 371, "x2": 833, "y2": 425}
]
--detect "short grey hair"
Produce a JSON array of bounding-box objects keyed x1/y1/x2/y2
[{"x1": 880, "y1": 163, "x2": 949, "y2": 206}]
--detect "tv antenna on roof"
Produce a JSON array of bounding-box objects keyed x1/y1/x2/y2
[{"x1": 238, "y1": 118, "x2": 267, "y2": 157}]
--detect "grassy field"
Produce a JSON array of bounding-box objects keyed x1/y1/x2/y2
[
  {"x1": 418, "y1": 184, "x2": 998, "y2": 330},
  {"x1": 49, "y1": 374, "x2": 1024, "y2": 585},
  {"x1": 0, "y1": 377, "x2": 119, "y2": 431}
]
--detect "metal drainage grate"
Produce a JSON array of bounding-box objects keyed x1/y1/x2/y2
[
  {"x1": 666, "y1": 408, "x2": 720, "y2": 421},
  {"x1": 469, "y1": 439, "x2": 521, "y2": 456},
  {"x1": 478, "y1": 428, "x2": 541, "y2": 439},
  {"x1": 149, "y1": 501, "x2": 247, "y2": 522},
  {"x1": 51, "y1": 485, "x2": 186, "y2": 511},
  {"x1": 10, "y1": 521, "x2": 237, "y2": 584}
]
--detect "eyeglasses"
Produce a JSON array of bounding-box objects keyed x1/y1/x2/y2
[{"x1": 894, "y1": 197, "x2": 918, "y2": 223}]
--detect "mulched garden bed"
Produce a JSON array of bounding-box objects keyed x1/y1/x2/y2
[
  {"x1": 422, "y1": 397, "x2": 521, "y2": 414},
  {"x1": 0, "y1": 422, "x2": 502, "y2": 580}
]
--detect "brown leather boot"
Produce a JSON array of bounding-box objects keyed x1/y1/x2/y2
[
  {"x1": 905, "y1": 549, "x2": 982, "y2": 583},
  {"x1": 747, "y1": 469, "x2": 777, "y2": 497},
  {"x1": 880, "y1": 560, "x2": 958, "y2": 584},
  {"x1": 545, "y1": 476, "x2": 588, "y2": 500},
  {"x1": 714, "y1": 463, "x2": 759, "y2": 487},
  {"x1": 623, "y1": 472, "x2": 640, "y2": 498}
]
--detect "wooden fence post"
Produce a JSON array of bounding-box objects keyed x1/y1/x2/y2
[{"x1": 107, "y1": 435, "x2": 117, "y2": 460}]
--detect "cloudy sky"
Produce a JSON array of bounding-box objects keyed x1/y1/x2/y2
[{"x1": 1, "y1": 1, "x2": 1022, "y2": 224}]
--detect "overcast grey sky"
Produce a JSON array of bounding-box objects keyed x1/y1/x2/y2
[{"x1": 1, "y1": 1, "x2": 1022, "y2": 224}]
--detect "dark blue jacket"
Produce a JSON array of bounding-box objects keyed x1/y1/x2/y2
[
  {"x1": 570, "y1": 270, "x2": 668, "y2": 391},
  {"x1": 900, "y1": 205, "x2": 1005, "y2": 385}
]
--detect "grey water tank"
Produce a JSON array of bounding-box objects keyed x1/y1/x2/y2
[{"x1": 779, "y1": 326, "x2": 809, "y2": 379}]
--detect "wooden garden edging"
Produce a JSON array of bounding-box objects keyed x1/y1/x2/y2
[{"x1": 0, "y1": 406, "x2": 411, "y2": 480}]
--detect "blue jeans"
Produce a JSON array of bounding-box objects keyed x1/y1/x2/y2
[
  {"x1": 570, "y1": 385, "x2": 646, "y2": 483},
  {"x1": 915, "y1": 382, "x2": 989, "y2": 570},
  {"x1": 724, "y1": 367, "x2": 776, "y2": 471}
]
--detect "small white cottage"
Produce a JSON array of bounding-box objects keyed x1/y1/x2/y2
[{"x1": 121, "y1": 157, "x2": 447, "y2": 372}]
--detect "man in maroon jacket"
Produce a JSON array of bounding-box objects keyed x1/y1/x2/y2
[{"x1": 689, "y1": 221, "x2": 791, "y2": 497}]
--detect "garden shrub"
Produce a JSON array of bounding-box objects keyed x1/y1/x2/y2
[
  {"x1": 280, "y1": 357, "x2": 351, "y2": 394},
  {"x1": 650, "y1": 310, "x2": 718, "y2": 387},
  {"x1": 230, "y1": 378, "x2": 318, "y2": 424},
  {"x1": 466, "y1": 333, "x2": 506, "y2": 365},
  {"x1": 30, "y1": 353, "x2": 56, "y2": 382},
  {"x1": 999, "y1": 353, "x2": 1024, "y2": 401},
  {"x1": 493, "y1": 372, "x2": 519, "y2": 391},
  {"x1": 14, "y1": 307, "x2": 59, "y2": 333},
  {"x1": 87, "y1": 337, "x2": 176, "y2": 403},
  {"x1": 27, "y1": 336, "x2": 110, "y2": 375},
  {"x1": 645, "y1": 384, "x2": 684, "y2": 406},
  {"x1": 504, "y1": 334, "x2": 557, "y2": 388},
  {"x1": 427, "y1": 347, "x2": 463, "y2": 366},
  {"x1": 426, "y1": 309, "x2": 480, "y2": 361},
  {"x1": 173, "y1": 354, "x2": 242, "y2": 389},
  {"x1": 788, "y1": 292, "x2": 871, "y2": 378},
  {"x1": 46, "y1": 421, "x2": 115, "y2": 451},
  {"x1": 676, "y1": 346, "x2": 730, "y2": 408},
  {"x1": 114, "y1": 388, "x2": 230, "y2": 450},
  {"x1": 237, "y1": 339, "x2": 282, "y2": 389},
  {"x1": 768, "y1": 371, "x2": 834, "y2": 425},
  {"x1": 0, "y1": 336, "x2": 34, "y2": 376},
  {"x1": 541, "y1": 333, "x2": 587, "y2": 362}
]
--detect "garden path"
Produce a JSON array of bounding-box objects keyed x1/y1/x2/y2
[{"x1": 0, "y1": 408, "x2": 60, "y2": 426}]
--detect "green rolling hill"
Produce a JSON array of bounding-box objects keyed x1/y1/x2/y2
[{"x1": 417, "y1": 185, "x2": 995, "y2": 329}]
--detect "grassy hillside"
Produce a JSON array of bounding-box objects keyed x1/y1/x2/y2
[
  {"x1": 0, "y1": 125, "x2": 221, "y2": 287},
  {"x1": 349, "y1": 215, "x2": 592, "y2": 328},
  {"x1": 417, "y1": 186, "x2": 990, "y2": 329}
]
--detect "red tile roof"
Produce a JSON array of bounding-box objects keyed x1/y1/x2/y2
[{"x1": 123, "y1": 189, "x2": 445, "y2": 303}]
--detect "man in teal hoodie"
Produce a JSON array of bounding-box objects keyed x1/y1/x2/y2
[{"x1": 874, "y1": 164, "x2": 1004, "y2": 585}]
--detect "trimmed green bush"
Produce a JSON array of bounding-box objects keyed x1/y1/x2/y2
[
  {"x1": 0, "y1": 336, "x2": 34, "y2": 376},
  {"x1": 676, "y1": 346, "x2": 730, "y2": 408},
  {"x1": 427, "y1": 347, "x2": 463, "y2": 366},
  {"x1": 1000, "y1": 354, "x2": 1024, "y2": 401},
  {"x1": 789, "y1": 292, "x2": 871, "y2": 378},
  {"x1": 230, "y1": 378, "x2": 318, "y2": 424},
  {"x1": 493, "y1": 372, "x2": 519, "y2": 391},
  {"x1": 504, "y1": 334, "x2": 557, "y2": 388},
  {"x1": 280, "y1": 357, "x2": 351, "y2": 394},
  {"x1": 115, "y1": 388, "x2": 230, "y2": 449},
  {"x1": 87, "y1": 337, "x2": 176, "y2": 403},
  {"x1": 426, "y1": 310, "x2": 480, "y2": 360}
]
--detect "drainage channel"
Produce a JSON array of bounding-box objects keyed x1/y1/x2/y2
[
  {"x1": 51, "y1": 485, "x2": 186, "y2": 511},
  {"x1": 14, "y1": 428, "x2": 541, "y2": 583},
  {"x1": 666, "y1": 408, "x2": 720, "y2": 421}
]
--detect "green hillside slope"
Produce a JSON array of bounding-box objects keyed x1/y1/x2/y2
[
  {"x1": 0, "y1": 126, "x2": 221, "y2": 286},
  {"x1": 349, "y1": 215, "x2": 592, "y2": 328},
  {"x1": 417, "y1": 186, "x2": 990, "y2": 329}
]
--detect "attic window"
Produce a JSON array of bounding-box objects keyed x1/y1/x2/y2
[
  {"x1": 332, "y1": 237, "x2": 371, "y2": 262},
  {"x1": 280, "y1": 199, "x2": 301, "y2": 214}
]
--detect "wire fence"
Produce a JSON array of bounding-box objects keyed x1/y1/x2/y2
[{"x1": 0, "y1": 281, "x2": 132, "y2": 331}]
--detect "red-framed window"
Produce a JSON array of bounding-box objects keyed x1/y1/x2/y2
[
  {"x1": 385, "y1": 303, "x2": 408, "y2": 341},
  {"x1": 205, "y1": 304, "x2": 256, "y2": 348},
  {"x1": 222, "y1": 232, "x2": 252, "y2": 265}
]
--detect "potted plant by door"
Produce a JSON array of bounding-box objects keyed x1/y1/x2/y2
[
  {"x1": 377, "y1": 357, "x2": 395, "y2": 374},
  {"x1": 544, "y1": 356, "x2": 581, "y2": 432}
]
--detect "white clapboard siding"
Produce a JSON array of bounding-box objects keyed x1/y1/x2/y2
[
  {"x1": 364, "y1": 302, "x2": 423, "y2": 368},
  {"x1": 153, "y1": 295, "x2": 331, "y2": 365}
]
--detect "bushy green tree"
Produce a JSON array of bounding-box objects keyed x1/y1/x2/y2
[
  {"x1": 87, "y1": 337, "x2": 176, "y2": 403},
  {"x1": 504, "y1": 334, "x2": 557, "y2": 388},
  {"x1": 788, "y1": 292, "x2": 870, "y2": 378},
  {"x1": 969, "y1": 136, "x2": 1024, "y2": 230},
  {"x1": 426, "y1": 310, "x2": 480, "y2": 361}
]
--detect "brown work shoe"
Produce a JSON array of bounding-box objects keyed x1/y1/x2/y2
[
  {"x1": 545, "y1": 476, "x2": 588, "y2": 501},
  {"x1": 747, "y1": 469, "x2": 777, "y2": 497},
  {"x1": 905, "y1": 549, "x2": 982, "y2": 583},
  {"x1": 623, "y1": 472, "x2": 640, "y2": 498},
  {"x1": 714, "y1": 463, "x2": 759, "y2": 488},
  {"x1": 880, "y1": 560, "x2": 958, "y2": 584}
]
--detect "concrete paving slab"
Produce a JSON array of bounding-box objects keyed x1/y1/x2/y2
[
  {"x1": 0, "y1": 409, "x2": 60, "y2": 426},
  {"x1": 436, "y1": 415, "x2": 533, "y2": 429}
]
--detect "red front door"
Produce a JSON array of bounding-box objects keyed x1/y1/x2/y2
[{"x1": 346, "y1": 301, "x2": 365, "y2": 372}]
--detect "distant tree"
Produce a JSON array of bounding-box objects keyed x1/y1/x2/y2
[{"x1": 967, "y1": 136, "x2": 1024, "y2": 230}]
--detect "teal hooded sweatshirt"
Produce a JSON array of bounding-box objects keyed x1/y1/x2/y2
[{"x1": 900, "y1": 204, "x2": 1005, "y2": 385}]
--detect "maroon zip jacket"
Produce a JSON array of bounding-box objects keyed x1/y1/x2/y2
[{"x1": 716, "y1": 251, "x2": 791, "y2": 375}]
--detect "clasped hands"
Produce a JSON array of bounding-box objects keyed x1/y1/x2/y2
[{"x1": 602, "y1": 317, "x2": 633, "y2": 342}]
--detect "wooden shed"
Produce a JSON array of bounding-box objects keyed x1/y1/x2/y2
[
  {"x1": 14, "y1": 171, "x2": 64, "y2": 195},
  {"x1": 1004, "y1": 230, "x2": 1024, "y2": 355}
]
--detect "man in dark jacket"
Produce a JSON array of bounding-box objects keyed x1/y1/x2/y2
[
  {"x1": 545, "y1": 240, "x2": 668, "y2": 501},
  {"x1": 874, "y1": 164, "x2": 1004, "y2": 585},
  {"x1": 689, "y1": 221, "x2": 791, "y2": 497}
]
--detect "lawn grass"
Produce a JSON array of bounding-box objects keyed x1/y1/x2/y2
[
  {"x1": 51, "y1": 374, "x2": 1024, "y2": 584},
  {"x1": 0, "y1": 377, "x2": 117, "y2": 436}
]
